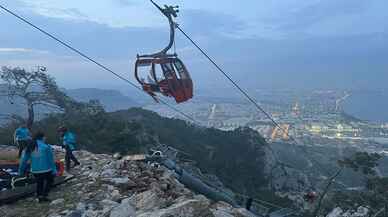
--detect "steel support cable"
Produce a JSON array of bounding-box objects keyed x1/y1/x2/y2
[
  {"x1": 0, "y1": 4, "x2": 197, "y2": 124},
  {"x1": 177, "y1": 26, "x2": 335, "y2": 177}
]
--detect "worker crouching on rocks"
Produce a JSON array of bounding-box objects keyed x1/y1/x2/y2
[
  {"x1": 57, "y1": 126, "x2": 80, "y2": 171},
  {"x1": 18, "y1": 131, "x2": 57, "y2": 203}
]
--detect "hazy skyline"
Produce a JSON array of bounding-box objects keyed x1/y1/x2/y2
[{"x1": 0, "y1": 0, "x2": 387, "y2": 93}]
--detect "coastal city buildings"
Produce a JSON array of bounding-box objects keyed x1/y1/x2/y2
[{"x1": 146, "y1": 90, "x2": 388, "y2": 150}]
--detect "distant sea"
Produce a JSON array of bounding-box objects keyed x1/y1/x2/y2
[{"x1": 343, "y1": 91, "x2": 388, "y2": 123}]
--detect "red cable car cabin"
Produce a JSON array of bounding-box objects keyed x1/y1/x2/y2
[
  {"x1": 134, "y1": 1, "x2": 194, "y2": 104},
  {"x1": 135, "y1": 56, "x2": 193, "y2": 103}
]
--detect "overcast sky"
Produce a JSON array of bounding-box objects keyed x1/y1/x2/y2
[{"x1": 0, "y1": 0, "x2": 387, "y2": 93}]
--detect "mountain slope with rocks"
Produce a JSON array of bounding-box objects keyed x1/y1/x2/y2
[
  {"x1": 0, "y1": 108, "x2": 311, "y2": 213},
  {"x1": 0, "y1": 147, "x2": 256, "y2": 217}
]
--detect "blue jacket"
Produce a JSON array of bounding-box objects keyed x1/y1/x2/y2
[
  {"x1": 63, "y1": 132, "x2": 76, "y2": 151},
  {"x1": 18, "y1": 140, "x2": 57, "y2": 175},
  {"x1": 15, "y1": 127, "x2": 31, "y2": 141}
]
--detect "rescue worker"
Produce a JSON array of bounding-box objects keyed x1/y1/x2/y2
[
  {"x1": 57, "y1": 126, "x2": 80, "y2": 171},
  {"x1": 13, "y1": 125, "x2": 32, "y2": 158},
  {"x1": 18, "y1": 132, "x2": 57, "y2": 202}
]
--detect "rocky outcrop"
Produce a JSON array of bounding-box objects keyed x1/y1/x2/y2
[
  {"x1": 327, "y1": 207, "x2": 369, "y2": 217},
  {"x1": 0, "y1": 147, "x2": 257, "y2": 217}
]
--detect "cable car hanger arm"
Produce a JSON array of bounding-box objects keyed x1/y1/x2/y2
[{"x1": 139, "y1": 0, "x2": 179, "y2": 58}]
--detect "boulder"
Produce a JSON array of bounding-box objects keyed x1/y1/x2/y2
[
  {"x1": 137, "y1": 198, "x2": 212, "y2": 217},
  {"x1": 111, "y1": 190, "x2": 122, "y2": 202},
  {"x1": 106, "y1": 185, "x2": 115, "y2": 191},
  {"x1": 66, "y1": 210, "x2": 83, "y2": 217},
  {"x1": 107, "y1": 177, "x2": 137, "y2": 189},
  {"x1": 211, "y1": 209, "x2": 235, "y2": 217},
  {"x1": 327, "y1": 208, "x2": 344, "y2": 217},
  {"x1": 61, "y1": 210, "x2": 70, "y2": 215},
  {"x1": 109, "y1": 198, "x2": 136, "y2": 217},
  {"x1": 113, "y1": 153, "x2": 122, "y2": 160},
  {"x1": 76, "y1": 202, "x2": 87, "y2": 212},
  {"x1": 129, "y1": 187, "x2": 166, "y2": 212},
  {"x1": 328, "y1": 207, "x2": 369, "y2": 217},
  {"x1": 50, "y1": 198, "x2": 65, "y2": 206},
  {"x1": 233, "y1": 208, "x2": 257, "y2": 217},
  {"x1": 101, "y1": 169, "x2": 117, "y2": 178},
  {"x1": 48, "y1": 215, "x2": 62, "y2": 217},
  {"x1": 110, "y1": 177, "x2": 129, "y2": 185},
  {"x1": 81, "y1": 210, "x2": 100, "y2": 217},
  {"x1": 88, "y1": 172, "x2": 100, "y2": 179},
  {"x1": 211, "y1": 202, "x2": 257, "y2": 217},
  {"x1": 100, "y1": 199, "x2": 120, "y2": 214}
]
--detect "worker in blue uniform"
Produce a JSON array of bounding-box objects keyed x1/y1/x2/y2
[
  {"x1": 57, "y1": 126, "x2": 80, "y2": 171},
  {"x1": 19, "y1": 132, "x2": 57, "y2": 202}
]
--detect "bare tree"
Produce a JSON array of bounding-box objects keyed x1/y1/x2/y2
[{"x1": 0, "y1": 66, "x2": 96, "y2": 129}]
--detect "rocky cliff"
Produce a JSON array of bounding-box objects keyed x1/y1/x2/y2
[{"x1": 0, "y1": 147, "x2": 257, "y2": 217}]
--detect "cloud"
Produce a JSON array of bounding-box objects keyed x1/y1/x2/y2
[
  {"x1": 3, "y1": 0, "x2": 388, "y2": 91},
  {"x1": 11, "y1": 0, "x2": 388, "y2": 39},
  {"x1": 18, "y1": 2, "x2": 91, "y2": 23},
  {"x1": 112, "y1": 0, "x2": 137, "y2": 7},
  {"x1": 0, "y1": 48, "x2": 49, "y2": 54},
  {"x1": 262, "y1": 0, "x2": 387, "y2": 37},
  {"x1": 15, "y1": 0, "x2": 249, "y2": 37},
  {"x1": 18, "y1": 0, "x2": 163, "y2": 28},
  {"x1": 181, "y1": 9, "x2": 247, "y2": 37},
  {"x1": 30, "y1": 7, "x2": 89, "y2": 21},
  {"x1": 280, "y1": 0, "x2": 368, "y2": 28}
]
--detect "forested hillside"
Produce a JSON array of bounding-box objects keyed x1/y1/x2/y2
[{"x1": 0, "y1": 108, "x2": 273, "y2": 201}]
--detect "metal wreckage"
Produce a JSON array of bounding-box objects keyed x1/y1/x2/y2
[{"x1": 129, "y1": 144, "x2": 298, "y2": 217}]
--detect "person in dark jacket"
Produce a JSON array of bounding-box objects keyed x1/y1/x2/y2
[
  {"x1": 18, "y1": 132, "x2": 57, "y2": 202},
  {"x1": 57, "y1": 126, "x2": 80, "y2": 171},
  {"x1": 14, "y1": 125, "x2": 32, "y2": 158}
]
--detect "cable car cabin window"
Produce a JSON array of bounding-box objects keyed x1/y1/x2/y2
[
  {"x1": 160, "y1": 63, "x2": 176, "y2": 79},
  {"x1": 152, "y1": 64, "x2": 164, "y2": 83},
  {"x1": 173, "y1": 60, "x2": 189, "y2": 79},
  {"x1": 137, "y1": 63, "x2": 157, "y2": 84}
]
